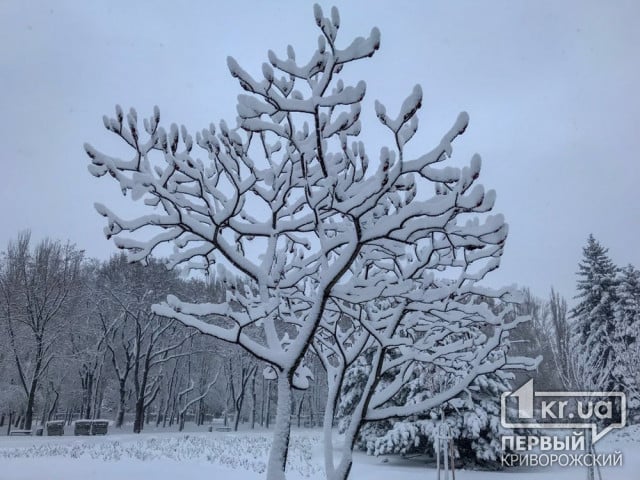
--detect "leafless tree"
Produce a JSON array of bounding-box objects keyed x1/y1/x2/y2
[
  {"x1": 225, "y1": 352, "x2": 258, "y2": 431},
  {"x1": 177, "y1": 357, "x2": 220, "y2": 431},
  {"x1": 0, "y1": 232, "x2": 83, "y2": 430},
  {"x1": 96, "y1": 254, "x2": 196, "y2": 432}
]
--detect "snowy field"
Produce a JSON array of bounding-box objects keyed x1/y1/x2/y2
[{"x1": 1, "y1": 426, "x2": 639, "y2": 480}]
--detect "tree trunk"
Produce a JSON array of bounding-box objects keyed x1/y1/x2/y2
[
  {"x1": 323, "y1": 379, "x2": 340, "y2": 480},
  {"x1": 266, "y1": 380, "x2": 272, "y2": 429},
  {"x1": 47, "y1": 389, "x2": 59, "y2": 422},
  {"x1": 334, "y1": 444, "x2": 356, "y2": 480},
  {"x1": 251, "y1": 372, "x2": 257, "y2": 429},
  {"x1": 133, "y1": 397, "x2": 145, "y2": 433},
  {"x1": 24, "y1": 381, "x2": 38, "y2": 430},
  {"x1": 156, "y1": 399, "x2": 164, "y2": 427},
  {"x1": 233, "y1": 370, "x2": 250, "y2": 433},
  {"x1": 115, "y1": 380, "x2": 127, "y2": 428},
  {"x1": 233, "y1": 401, "x2": 242, "y2": 431},
  {"x1": 331, "y1": 348, "x2": 384, "y2": 480},
  {"x1": 179, "y1": 413, "x2": 185, "y2": 432},
  {"x1": 94, "y1": 382, "x2": 104, "y2": 419},
  {"x1": 83, "y1": 371, "x2": 94, "y2": 420},
  {"x1": 297, "y1": 394, "x2": 305, "y2": 428},
  {"x1": 40, "y1": 406, "x2": 47, "y2": 426},
  {"x1": 260, "y1": 376, "x2": 266, "y2": 427},
  {"x1": 163, "y1": 395, "x2": 172, "y2": 428},
  {"x1": 329, "y1": 411, "x2": 360, "y2": 480},
  {"x1": 198, "y1": 399, "x2": 205, "y2": 426},
  {"x1": 266, "y1": 372, "x2": 293, "y2": 480},
  {"x1": 307, "y1": 394, "x2": 314, "y2": 428}
]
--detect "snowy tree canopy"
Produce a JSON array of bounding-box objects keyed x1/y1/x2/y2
[{"x1": 85, "y1": 5, "x2": 535, "y2": 480}]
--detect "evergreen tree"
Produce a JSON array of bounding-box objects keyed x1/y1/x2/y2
[
  {"x1": 572, "y1": 235, "x2": 619, "y2": 389},
  {"x1": 612, "y1": 264, "x2": 640, "y2": 410},
  {"x1": 346, "y1": 368, "x2": 515, "y2": 468},
  {"x1": 615, "y1": 264, "x2": 640, "y2": 345}
]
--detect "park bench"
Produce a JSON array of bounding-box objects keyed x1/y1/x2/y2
[
  {"x1": 9, "y1": 429, "x2": 31, "y2": 436},
  {"x1": 46, "y1": 420, "x2": 65, "y2": 436},
  {"x1": 73, "y1": 419, "x2": 109, "y2": 436},
  {"x1": 90, "y1": 420, "x2": 109, "y2": 435}
]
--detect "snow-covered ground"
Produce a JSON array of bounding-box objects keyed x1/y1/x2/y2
[{"x1": 0, "y1": 425, "x2": 638, "y2": 480}]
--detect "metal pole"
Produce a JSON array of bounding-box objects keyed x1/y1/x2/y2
[
  {"x1": 443, "y1": 436, "x2": 449, "y2": 480},
  {"x1": 442, "y1": 410, "x2": 449, "y2": 480},
  {"x1": 450, "y1": 438, "x2": 456, "y2": 480},
  {"x1": 436, "y1": 436, "x2": 441, "y2": 480}
]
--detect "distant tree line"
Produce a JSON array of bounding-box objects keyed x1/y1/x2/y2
[
  {"x1": 2, "y1": 229, "x2": 637, "y2": 470},
  {"x1": 0, "y1": 232, "x2": 327, "y2": 433},
  {"x1": 2, "y1": 230, "x2": 637, "y2": 469}
]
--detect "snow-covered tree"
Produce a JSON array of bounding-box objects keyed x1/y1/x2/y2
[
  {"x1": 69, "y1": 260, "x2": 111, "y2": 421},
  {"x1": 571, "y1": 235, "x2": 619, "y2": 389},
  {"x1": 85, "y1": 5, "x2": 531, "y2": 479},
  {"x1": 317, "y1": 286, "x2": 535, "y2": 478},
  {"x1": 224, "y1": 350, "x2": 258, "y2": 431},
  {"x1": 615, "y1": 264, "x2": 640, "y2": 344},
  {"x1": 544, "y1": 289, "x2": 574, "y2": 389},
  {"x1": 96, "y1": 254, "x2": 195, "y2": 432},
  {"x1": 0, "y1": 232, "x2": 83, "y2": 430},
  {"x1": 611, "y1": 264, "x2": 640, "y2": 411},
  {"x1": 176, "y1": 355, "x2": 220, "y2": 431},
  {"x1": 510, "y1": 289, "x2": 558, "y2": 389}
]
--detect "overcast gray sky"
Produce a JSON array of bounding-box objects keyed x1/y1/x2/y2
[{"x1": 1, "y1": 0, "x2": 638, "y2": 302}]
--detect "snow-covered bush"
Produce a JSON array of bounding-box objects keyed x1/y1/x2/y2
[
  {"x1": 0, "y1": 433, "x2": 323, "y2": 479},
  {"x1": 361, "y1": 372, "x2": 514, "y2": 468}
]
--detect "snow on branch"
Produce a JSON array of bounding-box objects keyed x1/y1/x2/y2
[{"x1": 86, "y1": 7, "x2": 535, "y2": 478}]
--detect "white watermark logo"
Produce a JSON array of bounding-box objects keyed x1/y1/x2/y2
[{"x1": 501, "y1": 379, "x2": 626, "y2": 444}]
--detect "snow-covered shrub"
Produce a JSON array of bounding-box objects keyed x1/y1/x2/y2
[
  {"x1": 336, "y1": 305, "x2": 528, "y2": 472},
  {"x1": 0, "y1": 433, "x2": 324, "y2": 478},
  {"x1": 362, "y1": 372, "x2": 513, "y2": 468}
]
